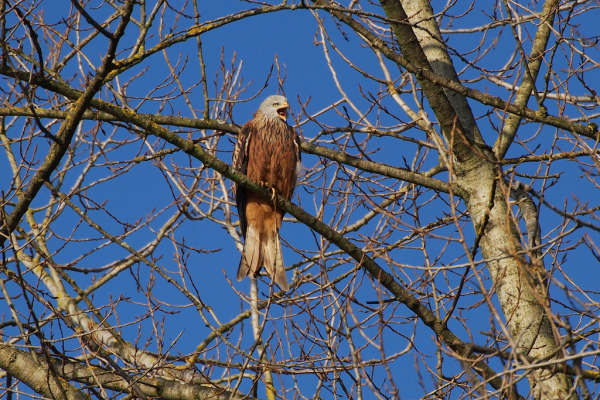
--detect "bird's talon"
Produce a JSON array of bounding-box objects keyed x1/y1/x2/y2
[{"x1": 258, "y1": 181, "x2": 277, "y2": 203}]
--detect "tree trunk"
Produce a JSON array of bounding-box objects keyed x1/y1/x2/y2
[{"x1": 380, "y1": 0, "x2": 575, "y2": 398}]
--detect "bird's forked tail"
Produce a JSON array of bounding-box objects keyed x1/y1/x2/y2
[{"x1": 237, "y1": 224, "x2": 289, "y2": 291}]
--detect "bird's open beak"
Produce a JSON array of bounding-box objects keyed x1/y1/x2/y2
[{"x1": 276, "y1": 103, "x2": 289, "y2": 120}]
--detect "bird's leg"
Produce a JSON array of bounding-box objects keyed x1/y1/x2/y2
[{"x1": 259, "y1": 181, "x2": 277, "y2": 207}]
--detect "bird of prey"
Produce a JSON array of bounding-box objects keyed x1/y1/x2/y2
[{"x1": 232, "y1": 95, "x2": 301, "y2": 291}]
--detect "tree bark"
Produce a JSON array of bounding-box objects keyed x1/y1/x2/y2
[
  {"x1": 399, "y1": 0, "x2": 483, "y2": 144},
  {"x1": 0, "y1": 343, "x2": 91, "y2": 400},
  {"x1": 0, "y1": 342, "x2": 259, "y2": 400},
  {"x1": 493, "y1": 0, "x2": 561, "y2": 158},
  {"x1": 378, "y1": 1, "x2": 575, "y2": 399}
]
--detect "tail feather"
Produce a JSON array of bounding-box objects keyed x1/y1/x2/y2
[
  {"x1": 238, "y1": 224, "x2": 289, "y2": 291},
  {"x1": 263, "y1": 228, "x2": 289, "y2": 291},
  {"x1": 237, "y1": 225, "x2": 262, "y2": 281}
]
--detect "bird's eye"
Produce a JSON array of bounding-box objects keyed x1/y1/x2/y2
[{"x1": 272, "y1": 103, "x2": 279, "y2": 107}]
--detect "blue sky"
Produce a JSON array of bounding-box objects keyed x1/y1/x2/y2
[{"x1": 2, "y1": 1, "x2": 600, "y2": 399}]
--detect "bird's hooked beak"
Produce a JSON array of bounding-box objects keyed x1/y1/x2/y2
[{"x1": 276, "y1": 102, "x2": 289, "y2": 121}]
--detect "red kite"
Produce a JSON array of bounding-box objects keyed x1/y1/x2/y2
[{"x1": 232, "y1": 95, "x2": 301, "y2": 291}]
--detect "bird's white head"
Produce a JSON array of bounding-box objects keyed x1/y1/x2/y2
[{"x1": 258, "y1": 95, "x2": 289, "y2": 122}]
